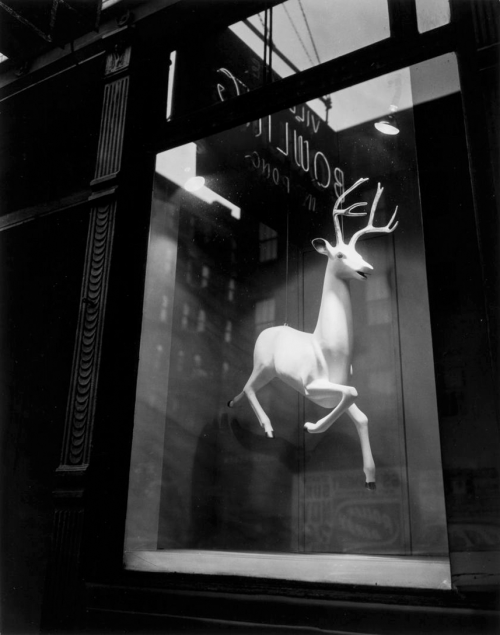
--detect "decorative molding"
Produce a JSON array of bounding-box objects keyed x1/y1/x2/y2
[
  {"x1": 104, "y1": 43, "x2": 132, "y2": 77},
  {"x1": 59, "y1": 201, "x2": 116, "y2": 469},
  {"x1": 56, "y1": 43, "x2": 131, "y2": 471},
  {"x1": 44, "y1": 43, "x2": 131, "y2": 624},
  {"x1": 93, "y1": 75, "x2": 130, "y2": 182}
]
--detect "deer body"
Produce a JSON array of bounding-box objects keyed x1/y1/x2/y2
[
  {"x1": 258, "y1": 270, "x2": 353, "y2": 405},
  {"x1": 228, "y1": 179, "x2": 398, "y2": 489}
]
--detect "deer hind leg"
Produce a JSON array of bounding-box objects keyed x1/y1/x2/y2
[
  {"x1": 346, "y1": 404, "x2": 376, "y2": 490},
  {"x1": 229, "y1": 366, "x2": 275, "y2": 438},
  {"x1": 303, "y1": 379, "x2": 358, "y2": 435}
]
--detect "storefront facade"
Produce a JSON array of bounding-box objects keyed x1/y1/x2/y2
[{"x1": 0, "y1": 1, "x2": 498, "y2": 633}]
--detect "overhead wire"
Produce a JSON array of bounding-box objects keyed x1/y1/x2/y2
[
  {"x1": 295, "y1": 0, "x2": 332, "y2": 122},
  {"x1": 282, "y1": 2, "x2": 315, "y2": 68},
  {"x1": 297, "y1": 0, "x2": 321, "y2": 65}
]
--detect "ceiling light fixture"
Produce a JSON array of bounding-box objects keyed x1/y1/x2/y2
[{"x1": 374, "y1": 104, "x2": 400, "y2": 135}]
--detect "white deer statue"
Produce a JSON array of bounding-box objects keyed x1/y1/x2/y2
[{"x1": 228, "y1": 178, "x2": 398, "y2": 489}]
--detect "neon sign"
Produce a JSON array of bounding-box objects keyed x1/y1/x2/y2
[{"x1": 216, "y1": 66, "x2": 346, "y2": 208}]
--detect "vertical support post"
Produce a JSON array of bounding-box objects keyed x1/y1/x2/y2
[
  {"x1": 449, "y1": 0, "x2": 499, "y2": 397},
  {"x1": 387, "y1": 0, "x2": 418, "y2": 40},
  {"x1": 42, "y1": 38, "x2": 132, "y2": 631}
]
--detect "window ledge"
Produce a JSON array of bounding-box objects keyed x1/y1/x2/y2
[{"x1": 125, "y1": 550, "x2": 451, "y2": 590}]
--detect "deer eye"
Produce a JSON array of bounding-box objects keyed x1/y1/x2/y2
[{"x1": 337, "y1": 252, "x2": 345, "y2": 259}]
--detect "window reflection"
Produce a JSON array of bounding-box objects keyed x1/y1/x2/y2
[
  {"x1": 259, "y1": 223, "x2": 279, "y2": 262},
  {"x1": 170, "y1": 1, "x2": 390, "y2": 119},
  {"x1": 234, "y1": 0, "x2": 390, "y2": 77},
  {"x1": 415, "y1": 0, "x2": 450, "y2": 33},
  {"x1": 255, "y1": 298, "x2": 276, "y2": 336}
]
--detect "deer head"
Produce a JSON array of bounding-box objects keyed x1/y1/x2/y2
[{"x1": 312, "y1": 178, "x2": 398, "y2": 281}]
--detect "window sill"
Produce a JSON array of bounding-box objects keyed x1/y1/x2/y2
[{"x1": 125, "y1": 550, "x2": 451, "y2": 590}]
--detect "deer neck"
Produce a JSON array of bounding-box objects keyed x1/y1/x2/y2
[{"x1": 313, "y1": 261, "x2": 353, "y2": 353}]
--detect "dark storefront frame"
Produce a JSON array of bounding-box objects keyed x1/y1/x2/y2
[{"x1": 0, "y1": 1, "x2": 498, "y2": 633}]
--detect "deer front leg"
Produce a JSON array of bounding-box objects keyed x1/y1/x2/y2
[
  {"x1": 303, "y1": 380, "x2": 376, "y2": 489},
  {"x1": 241, "y1": 366, "x2": 275, "y2": 438},
  {"x1": 347, "y1": 404, "x2": 376, "y2": 490},
  {"x1": 303, "y1": 379, "x2": 358, "y2": 434}
]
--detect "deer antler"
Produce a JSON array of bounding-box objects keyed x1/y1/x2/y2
[
  {"x1": 349, "y1": 182, "x2": 398, "y2": 247},
  {"x1": 332, "y1": 177, "x2": 369, "y2": 246}
]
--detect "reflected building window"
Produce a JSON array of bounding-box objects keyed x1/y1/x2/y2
[
  {"x1": 367, "y1": 301, "x2": 391, "y2": 325},
  {"x1": 366, "y1": 273, "x2": 391, "y2": 325},
  {"x1": 201, "y1": 264, "x2": 210, "y2": 288},
  {"x1": 368, "y1": 370, "x2": 394, "y2": 396},
  {"x1": 439, "y1": 367, "x2": 466, "y2": 417},
  {"x1": 154, "y1": 344, "x2": 164, "y2": 370},
  {"x1": 255, "y1": 298, "x2": 276, "y2": 335},
  {"x1": 228, "y1": 278, "x2": 236, "y2": 302},
  {"x1": 164, "y1": 259, "x2": 173, "y2": 277},
  {"x1": 197, "y1": 309, "x2": 206, "y2": 333},
  {"x1": 193, "y1": 354, "x2": 207, "y2": 377},
  {"x1": 230, "y1": 238, "x2": 237, "y2": 264},
  {"x1": 160, "y1": 295, "x2": 169, "y2": 322},
  {"x1": 177, "y1": 350, "x2": 185, "y2": 373},
  {"x1": 181, "y1": 303, "x2": 190, "y2": 330},
  {"x1": 259, "y1": 223, "x2": 278, "y2": 262},
  {"x1": 224, "y1": 320, "x2": 232, "y2": 343},
  {"x1": 186, "y1": 259, "x2": 193, "y2": 285}
]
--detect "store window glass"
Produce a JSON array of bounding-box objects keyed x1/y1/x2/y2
[
  {"x1": 124, "y1": 54, "x2": 466, "y2": 587},
  {"x1": 168, "y1": 0, "x2": 390, "y2": 119},
  {"x1": 415, "y1": 0, "x2": 450, "y2": 33},
  {"x1": 235, "y1": 0, "x2": 390, "y2": 75}
]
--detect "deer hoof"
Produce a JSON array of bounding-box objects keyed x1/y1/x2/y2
[
  {"x1": 265, "y1": 431, "x2": 274, "y2": 439},
  {"x1": 303, "y1": 422, "x2": 315, "y2": 433},
  {"x1": 227, "y1": 399, "x2": 234, "y2": 408},
  {"x1": 365, "y1": 482, "x2": 376, "y2": 491}
]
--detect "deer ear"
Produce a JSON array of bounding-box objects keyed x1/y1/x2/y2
[{"x1": 312, "y1": 238, "x2": 330, "y2": 255}]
